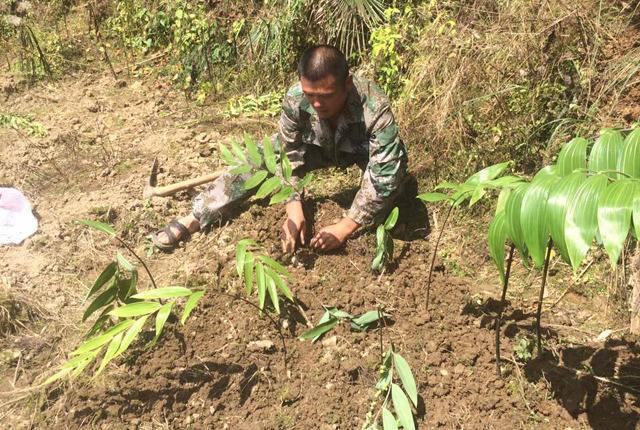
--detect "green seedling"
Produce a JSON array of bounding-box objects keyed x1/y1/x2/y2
[
  {"x1": 418, "y1": 161, "x2": 523, "y2": 310},
  {"x1": 235, "y1": 239, "x2": 295, "y2": 314},
  {"x1": 372, "y1": 207, "x2": 399, "y2": 273},
  {"x1": 219, "y1": 134, "x2": 312, "y2": 205},
  {"x1": 299, "y1": 307, "x2": 391, "y2": 342},
  {"x1": 44, "y1": 220, "x2": 204, "y2": 384},
  {"x1": 362, "y1": 346, "x2": 419, "y2": 430},
  {"x1": 0, "y1": 112, "x2": 47, "y2": 137}
]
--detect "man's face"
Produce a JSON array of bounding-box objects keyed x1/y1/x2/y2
[{"x1": 300, "y1": 74, "x2": 352, "y2": 121}]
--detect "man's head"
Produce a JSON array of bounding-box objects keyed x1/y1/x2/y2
[{"x1": 297, "y1": 45, "x2": 352, "y2": 121}]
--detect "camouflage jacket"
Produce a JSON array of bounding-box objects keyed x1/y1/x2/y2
[{"x1": 276, "y1": 75, "x2": 408, "y2": 225}]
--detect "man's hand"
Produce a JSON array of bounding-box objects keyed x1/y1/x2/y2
[
  {"x1": 310, "y1": 217, "x2": 360, "y2": 251},
  {"x1": 281, "y1": 200, "x2": 306, "y2": 254}
]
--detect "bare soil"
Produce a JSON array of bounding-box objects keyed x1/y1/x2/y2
[{"x1": 1, "y1": 64, "x2": 640, "y2": 429}]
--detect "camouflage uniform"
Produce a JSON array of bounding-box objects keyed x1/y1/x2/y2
[{"x1": 193, "y1": 75, "x2": 409, "y2": 229}]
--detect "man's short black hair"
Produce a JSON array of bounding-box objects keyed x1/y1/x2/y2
[{"x1": 297, "y1": 44, "x2": 349, "y2": 84}]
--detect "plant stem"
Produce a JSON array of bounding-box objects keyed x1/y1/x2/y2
[
  {"x1": 495, "y1": 244, "x2": 515, "y2": 377},
  {"x1": 536, "y1": 239, "x2": 553, "y2": 356},
  {"x1": 426, "y1": 203, "x2": 454, "y2": 311},
  {"x1": 377, "y1": 305, "x2": 384, "y2": 362},
  {"x1": 115, "y1": 237, "x2": 157, "y2": 290},
  {"x1": 219, "y1": 291, "x2": 289, "y2": 373}
]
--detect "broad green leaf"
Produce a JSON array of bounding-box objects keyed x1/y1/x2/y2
[
  {"x1": 488, "y1": 212, "x2": 508, "y2": 283},
  {"x1": 469, "y1": 186, "x2": 486, "y2": 207},
  {"x1": 244, "y1": 134, "x2": 262, "y2": 166},
  {"x1": 371, "y1": 249, "x2": 385, "y2": 272},
  {"x1": 109, "y1": 301, "x2": 161, "y2": 318},
  {"x1": 299, "y1": 317, "x2": 338, "y2": 341},
  {"x1": 391, "y1": 383, "x2": 415, "y2": 430},
  {"x1": 80, "y1": 219, "x2": 116, "y2": 236},
  {"x1": 243, "y1": 252, "x2": 255, "y2": 295},
  {"x1": 62, "y1": 350, "x2": 100, "y2": 370},
  {"x1": 236, "y1": 241, "x2": 249, "y2": 276},
  {"x1": 151, "y1": 302, "x2": 173, "y2": 345},
  {"x1": 565, "y1": 174, "x2": 609, "y2": 271},
  {"x1": 219, "y1": 143, "x2": 236, "y2": 165},
  {"x1": 495, "y1": 187, "x2": 511, "y2": 215},
  {"x1": 327, "y1": 307, "x2": 353, "y2": 319},
  {"x1": 71, "y1": 354, "x2": 96, "y2": 377},
  {"x1": 635, "y1": 190, "x2": 640, "y2": 239},
  {"x1": 124, "y1": 271, "x2": 138, "y2": 299},
  {"x1": 376, "y1": 350, "x2": 394, "y2": 390},
  {"x1": 546, "y1": 172, "x2": 587, "y2": 263},
  {"x1": 263, "y1": 137, "x2": 277, "y2": 174},
  {"x1": 384, "y1": 207, "x2": 399, "y2": 230},
  {"x1": 588, "y1": 128, "x2": 624, "y2": 179},
  {"x1": 258, "y1": 255, "x2": 289, "y2": 277},
  {"x1": 532, "y1": 165, "x2": 557, "y2": 183},
  {"x1": 131, "y1": 286, "x2": 192, "y2": 300},
  {"x1": 485, "y1": 175, "x2": 523, "y2": 188},
  {"x1": 86, "y1": 262, "x2": 117, "y2": 300},
  {"x1": 264, "y1": 266, "x2": 293, "y2": 301},
  {"x1": 266, "y1": 276, "x2": 280, "y2": 314},
  {"x1": 244, "y1": 170, "x2": 268, "y2": 190},
  {"x1": 434, "y1": 181, "x2": 461, "y2": 191},
  {"x1": 229, "y1": 164, "x2": 252, "y2": 175},
  {"x1": 465, "y1": 162, "x2": 510, "y2": 185},
  {"x1": 521, "y1": 175, "x2": 560, "y2": 267},
  {"x1": 256, "y1": 262, "x2": 266, "y2": 311},
  {"x1": 557, "y1": 137, "x2": 588, "y2": 176},
  {"x1": 85, "y1": 306, "x2": 113, "y2": 338},
  {"x1": 96, "y1": 332, "x2": 123, "y2": 376},
  {"x1": 72, "y1": 320, "x2": 134, "y2": 356},
  {"x1": 44, "y1": 368, "x2": 72, "y2": 385},
  {"x1": 298, "y1": 173, "x2": 313, "y2": 190},
  {"x1": 116, "y1": 252, "x2": 135, "y2": 272},
  {"x1": 351, "y1": 309, "x2": 388, "y2": 328},
  {"x1": 269, "y1": 185, "x2": 295, "y2": 205},
  {"x1": 505, "y1": 183, "x2": 529, "y2": 260},
  {"x1": 376, "y1": 224, "x2": 386, "y2": 247},
  {"x1": 309, "y1": 310, "x2": 332, "y2": 342},
  {"x1": 83, "y1": 284, "x2": 117, "y2": 322},
  {"x1": 230, "y1": 139, "x2": 248, "y2": 164},
  {"x1": 116, "y1": 315, "x2": 149, "y2": 357},
  {"x1": 281, "y1": 153, "x2": 293, "y2": 180},
  {"x1": 416, "y1": 192, "x2": 449, "y2": 203},
  {"x1": 382, "y1": 407, "x2": 398, "y2": 430},
  {"x1": 597, "y1": 180, "x2": 637, "y2": 266},
  {"x1": 620, "y1": 128, "x2": 640, "y2": 179},
  {"x1": 181, "y1": 290, "x2": 205, "y2": 324},
  {"x1": 255, "y1": 176, "x2": 281, "y2": 199},
  {"x1": 394, "y1": 353, "x2": 418, "y2": 407}
]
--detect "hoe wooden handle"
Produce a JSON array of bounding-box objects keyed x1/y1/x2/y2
[{"x1": 144, "y1": 170, "x2": 225, "y2": 198}]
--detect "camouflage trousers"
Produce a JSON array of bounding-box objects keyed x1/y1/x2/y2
[{"x1": 192, "y1": 143, "x2": 408, "y2": 230}]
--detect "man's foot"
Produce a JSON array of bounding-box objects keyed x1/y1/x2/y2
[{"x1": 152, "y1": 214, "x2": 200, "y2": 251}]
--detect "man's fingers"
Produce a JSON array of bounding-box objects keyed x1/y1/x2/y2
[{"x1": 299, "y1": 224, "x2": 306, "y2": 245}]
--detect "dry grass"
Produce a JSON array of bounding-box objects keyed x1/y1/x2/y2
[
  {"x1": 397, "y1": 0, "x2": 639, "y2": 183},
  {"x1": 0, "y1": 279, "x2": 46, "y2": 337}
]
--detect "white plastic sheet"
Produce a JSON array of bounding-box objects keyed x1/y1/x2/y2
[{"x1": 0, "y1": 187, "x2": 38, "y2": 245}]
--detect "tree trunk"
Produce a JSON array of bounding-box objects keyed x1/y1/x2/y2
[{"x1": 630, "y1": 244, "x2": 640, "y2": 334}]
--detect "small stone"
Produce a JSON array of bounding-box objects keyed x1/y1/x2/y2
[
  {"x1": 196, "y1": 132, "x2": 209, "y2": 143},
  {"x1": 247, "y1": 340, "x2": 275, "y2": 353},
  {"x1": 184, "y1": 415, "x2": 192, "y2": 425},
  {"x1": 439, "y1": 368, "x2": 449, "y2": 377},
  {"x1": 454, "y1": 364, "x2": 465, "y2": 374},
  {"x1": 321, "y1": 335, "x2": 337, "y2": 348}
]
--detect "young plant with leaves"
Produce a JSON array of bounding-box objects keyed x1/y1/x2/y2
[
  {"x1": 219, "y1": 134, "x2": 313, "y2": 205},
  {"x1": 235, "y1": 239, "x2": 296, "y2": 315},
  {"x1": 488, "y1": 128, "x2": 640, "y2": 368},
  {"x1": 417, "y1": 162, "x2": 523, "y2": 309},
  {"x1": 44, "y1": 221, "x2": 205, "y2": 384},
  {"x1": 299, "y1": 306, "x2": 391, "y2": 341},
  {"x1": 372, "y1": 207, "x2": 399, "y2": 273},
  {"x1": 362, "y1": 346, "x2": 419, "y2": 430}
]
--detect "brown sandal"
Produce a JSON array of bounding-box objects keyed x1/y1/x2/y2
[{"x1": 151, "y1": 220, "x2": 192, "y2": 252}]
